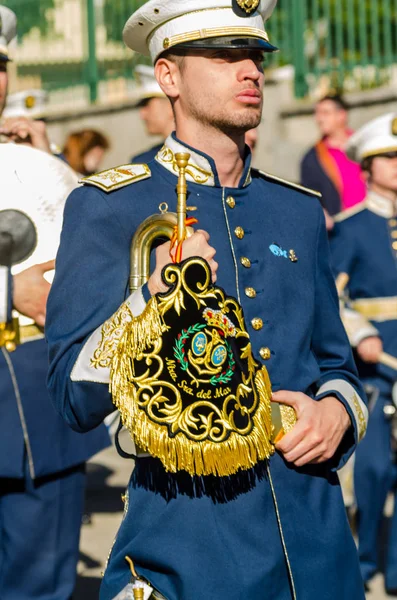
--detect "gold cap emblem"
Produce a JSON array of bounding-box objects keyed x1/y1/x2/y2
[
  {"x1": 25, "y1": 95, "x2": 36, "y2": 110},
  {"x1": 236, "y1": 0, "x2": 260, "y2": 14},
  {"x1": 392, "y1": 117, "x2": 397, "y2": 137}
]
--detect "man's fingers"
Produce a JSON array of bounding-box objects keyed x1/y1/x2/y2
[
  {"x1": 38, "y1": 259, "x2": 56, "y2": 273},
  {"x1": 275, "y1": 421, "x2": 307, "y2": 454},
  {"x1": 36, "y1": 313, "x2": 46, "y2": 328},
  {"x1": 293, "y1": 446, "x2": 332, "y2": 467},
  {"x1": 210, "y1": 260, "x2": 218, "y2": 283},
  {"x1": 281, "y1": 435, "x2": 323, "y2": 463},
  {"x1": 272, "y1": 390, "x2": 302, "y2": 409},
  {"x1": 195, "y1": 229, "x2": 210, "y2": 242}
]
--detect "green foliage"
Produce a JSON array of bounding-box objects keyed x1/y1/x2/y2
[{"x1": 7, "y1": 0, "x2": 55, "y2": 40}]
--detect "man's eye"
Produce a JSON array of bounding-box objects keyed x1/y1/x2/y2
[
  {"x1": 253, "y1": 52, "x2": 266, "y2": 65},
  {"x1": 213, "y1": 50, "x2": 229, "y2": 59}
]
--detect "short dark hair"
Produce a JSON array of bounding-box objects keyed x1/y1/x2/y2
[
  {"x1": 361, "y1": 156, "x2": 373, "y2": 173},
  {"x1": 317, "y1": 94, "x2": 349, "y2": 112},
  {"x1": 157, "y1": 49, "x2": 186, "y2": 71}
]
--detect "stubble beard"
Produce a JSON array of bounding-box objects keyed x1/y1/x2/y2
[{"x1": 186, "y1": 88, "x2": 262, "y2": 135}]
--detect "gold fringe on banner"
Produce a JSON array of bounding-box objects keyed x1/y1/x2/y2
[
  {"x1": 122, "y1": 296, "x2": 167, "y2": 360},
  {"x1": 91, "y1": 296, "x2": 166, "y2": 370},
  {"x1": 111, "y1": 326, "x2": 276, "y2": 477}
]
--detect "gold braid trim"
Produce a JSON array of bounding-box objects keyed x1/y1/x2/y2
[{"x1": 110, "y1": 303, "x2": 275, "y2": 477}]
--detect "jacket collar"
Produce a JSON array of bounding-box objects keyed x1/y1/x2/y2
[
  {"x1": 155, "y1": 132, "x2": 252, "y2": 189},
  {"x1": 366, "y1": 190, "x2": 397, "y2": 219}
]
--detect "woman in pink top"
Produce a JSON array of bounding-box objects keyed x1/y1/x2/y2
[{"x1": 301, "y1": 95, "x2": 366, "y2": 217}]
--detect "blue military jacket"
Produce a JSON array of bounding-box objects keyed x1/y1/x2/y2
[
  {"x1": 330, "y1": 191, "x2": 397, "y2": 394},
  {"x1": 0, "y1": 269, "x2": 109, "y2": 480},
  {"x1": 130, "y1": 142, "x2": 163, "y2": 164},
  {"x1": 47, "y1": 135, "x2": 366, "y2": 600}
]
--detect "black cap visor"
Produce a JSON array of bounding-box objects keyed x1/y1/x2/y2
[
  {"x1": 173, "y1": 35, "x2": 278, "y2": 53},
  {"x1": 375, "y1": 150, "x2": 397, "y2": 159}
]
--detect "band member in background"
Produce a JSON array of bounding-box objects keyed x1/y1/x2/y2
[
  {"x1": 131, "y1": 64, "x2": 174, "y2": 163},
  {"x1": 0, "y1": 7, "x2": 109, "y2": 599},
  {"x1": 46, "y1": 0, "x2": 367, "y2": 598},
  {"x1": 330, "y1": 113, "x2": 397, "y2": 594},
  {"x1": 300, "y1": 95, "x2": 366, "y2": 218},
  {"x1": 63, "y1": 128, "x2": 110, "y2": 176}
]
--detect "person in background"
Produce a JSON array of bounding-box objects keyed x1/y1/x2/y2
[
  {"x1": 3, "y1": 88, "x2": 48, "y2": 119},
  {"x1": 63, "y1": 128, "x2": 110, "y2": 176},
  {"x1": 300, "y1": 94, "x2": 366, "y2": 219},
  {"x1": 131, "y1": 64, "x2": 174, "y2": 163},
  {"x1": 329, "y1": 113, "x2": 397, "y2": 594},
  {"x1": 1, "y1": 88, "x2": 53, "y2": 154},
  {"x1": 0, "y1": 7, "x2": 110, "y2": 599}
]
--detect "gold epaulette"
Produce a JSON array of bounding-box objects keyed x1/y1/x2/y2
[
  {"x1": 333, "y1": 202, "x2": 367, "y2": 223},
  {"x1": 81, "y1": 164, "x2": 151, "y2": 192},
  {"x1": 254, "y1": 169, "x2": 322, "y2": 199}
]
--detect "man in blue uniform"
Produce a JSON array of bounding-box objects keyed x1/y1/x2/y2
[
  {"x1": 329, "y1": 112, "x2": 397, "y2": 593},
  {"x1": 0, "y1": 7, "x2": 109, "y2": 599},
  {"x1": 47, "y1": 0, "x2": 368, "y2": 598}
]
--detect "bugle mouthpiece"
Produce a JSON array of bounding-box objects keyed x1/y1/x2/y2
[{"x1": 175, "y1": 152, "x2": 190, "y2": 170}]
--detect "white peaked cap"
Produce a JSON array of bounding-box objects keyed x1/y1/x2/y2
[
  {"x1": 0, "y1": 5, "x2": 17, "y2": 61},
  {"x1": 123, "y1": 0, "x2": 278, "y2": 62},
  {"x1": 3, "y1": 89, "x2": 49, "y2": 119},
  {"x1": 134, "y1": 64, "x2": 166, "y2": 100},
  {"x1": 346, "y1": 113, "x2": 397, "y2": 163}
]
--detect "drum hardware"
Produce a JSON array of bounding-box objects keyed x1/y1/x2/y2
[{"x1": 0, "y1": 143, "x2": 78, "y2": 350}]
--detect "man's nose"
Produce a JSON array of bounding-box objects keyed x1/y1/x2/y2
[{"x1": 239, "y1": 60, "x2": 262, "y2": 82}]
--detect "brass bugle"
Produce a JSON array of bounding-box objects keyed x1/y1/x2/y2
[{"x1": 129, "y1": 152, "x2": 193, "y2": 292}]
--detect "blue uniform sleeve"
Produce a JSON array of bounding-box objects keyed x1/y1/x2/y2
[
  {"x1": 46, "y1": 185, "x2": 133, "y2": 433},
  {"x1": 329, "y1": 222, "x2": 379, "y2": 347},
  {"x1": 311, "y1": 209, "x2": 368, "y2": 468}
]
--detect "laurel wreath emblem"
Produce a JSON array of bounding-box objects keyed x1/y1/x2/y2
[{"x1": 174, "y1": 324, "x2": 236, "y2": 385}]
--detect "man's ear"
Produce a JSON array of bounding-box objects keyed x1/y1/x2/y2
[{"x1": 155, "y1": 58, "x2": 180, "y2": 100}]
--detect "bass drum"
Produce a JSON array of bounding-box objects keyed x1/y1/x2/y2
[{"x1": 0, "y1": 143, "x2": 78, "y2": 324}]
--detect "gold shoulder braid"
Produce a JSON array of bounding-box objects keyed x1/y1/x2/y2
[{"x1": 102, "y1": 257, "x2": 296, "y2": 477}]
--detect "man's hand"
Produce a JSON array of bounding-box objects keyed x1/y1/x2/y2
[
  {"x1": 13, "y1": 260, "x2": 55, "y2": 327},
  {"x1": 357, "y1": 336, "x2": 383, "y2": 364},
  {"x1": 148, "y1": 230, "x2": 218, "y2": 296},
  {"x1": 272, "y1": 391, "x2": 351, "y2": 467},
  {"x1": 0, "y1": 117, "x2": 51, "y2": 154}
]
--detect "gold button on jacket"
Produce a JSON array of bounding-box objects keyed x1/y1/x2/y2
[
  {"x1": 240, "y1": 257, "x2": 251, "y2": 268},
  {"x1": 259, "y1": 347, "x2": 271, "y2": 360},
  {"x1": 245, "y1": 287, "x2": 257, "y2": 298},
  {"x1": 234, "y1": 226, "x2": 245, "y2": 240},
  {"x1": 251, "y1": 317, "x2": 263, "y2": 331},
  {"x1": 226, "y1": 196, "x2": 236, "y2": 209}
]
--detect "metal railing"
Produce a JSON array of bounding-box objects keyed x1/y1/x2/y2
[
  {"x1": 7, "y1": 0, "x2": 397, "y2": 104},
  {"x1": 267, "y1": 0, "x2": 397, "y2": 97}
]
